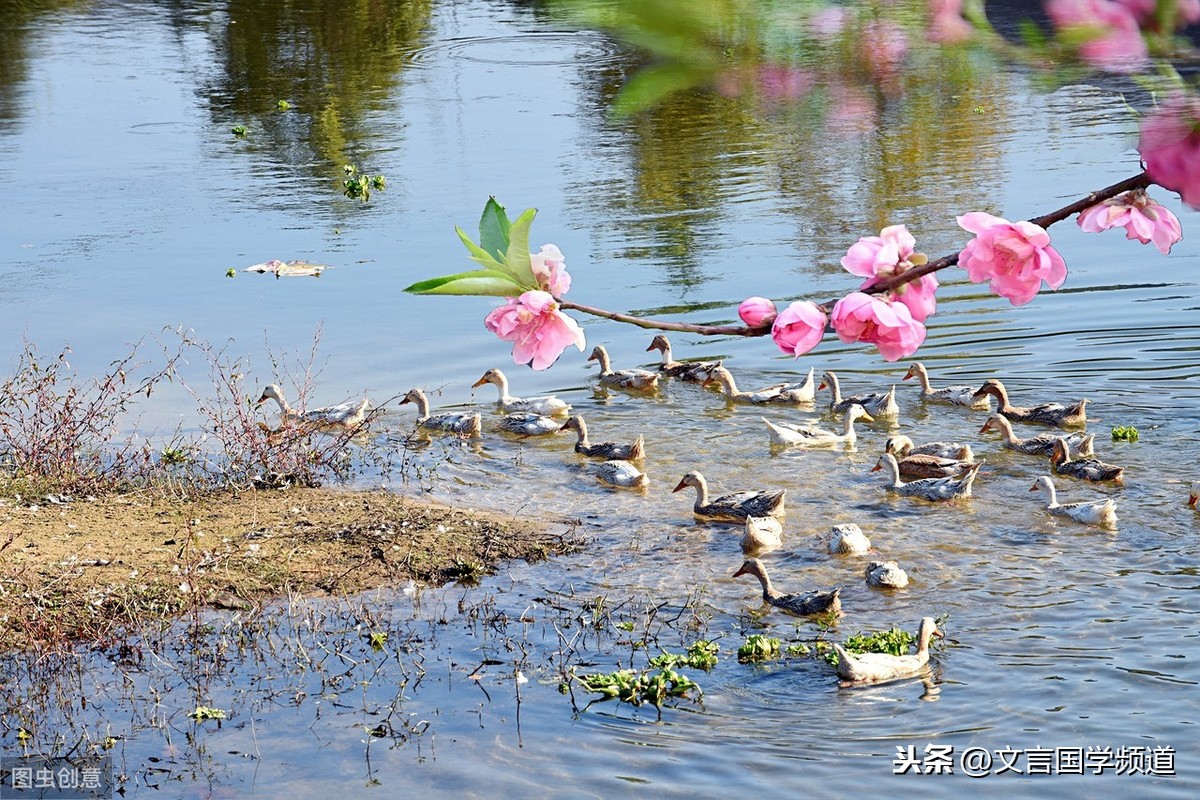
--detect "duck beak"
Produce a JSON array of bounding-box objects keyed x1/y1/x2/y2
[
  {"x1": 470, "y1": 376, "x2": 487, "y2": 389},
  {"x1": 1028, "y1": 483, "x2": 1038, "y2": 492},
  {"x1": 645, "y1": 342, "x2": 656, "y2": 352},
  {"x1": 731, "y1": 565, "x2": 749, "y2": 578},
  {"x1": 1189, "y1": 494, "x2": 1198, "y2": 508},
  {"x1": 398, "y1": 397, "x2": 411, "y2": 406},
  {"x1": 817, "y1": 380, "x2": 827, "y2": 390},
  {"x1": 672, "y1": 479, "x2": 688, "y2": 493},
  {"x1": 933, "y1": 627, "x2": 945, "y2": 639},
  {"x1": 586, "y1": 353, "x2": 597, "y2": 362},
  {"x1": 978, "y1": 421, "x2": 991, "y2": 434},
  {"x1": 870, "y1": 463, "x2": 882, "y2": 472},
  {"x1": 254, "y1": 394, "x2": 268, "y2": 406},
  {"x1": 902, "y1": 368, "x2": 914, "y2": 381},
  {"x1": 861, "y1": 412, "x2": 875, "y2": 423}
]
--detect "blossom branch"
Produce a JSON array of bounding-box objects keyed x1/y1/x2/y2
[{"x1": 561, "y1": 170, "x2": 1155, "y2": 337}]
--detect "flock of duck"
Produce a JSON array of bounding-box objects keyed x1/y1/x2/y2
[{"x1": 255, "y1": 332, "x2": 1152, "y2": 685}]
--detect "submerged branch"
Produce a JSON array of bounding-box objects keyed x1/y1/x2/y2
[{"x1": 561, "y1": 171, "x2": 1153, "y2": 337}]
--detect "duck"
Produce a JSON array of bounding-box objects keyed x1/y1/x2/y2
[
  {"x1": 399, "y1": 388, "x2": 481, "y2": 437},
  {"x1": 978, "y1": 414, "x2": 1095, "y2": 457},
  {"x1": 741, "y1": 516, "x2": 783, "y2": 551},
  {"x1": 828, "y1": 523, "x2": 871, "y2": 555},
  {"x1": 972, "y1": 378, "x2": 1087, "y2": 427},
  {"x1": 1051, "y1": 437, "x2": 1124, "y2": 483},
  {"x1": 587, "y1": 345, "x2": 660, "y2": 391},
  {"x1": 256, "y1": 384, "x2": 369, "y2": 432},
  {"x1": 1029, "y1": 475, "x2": 1118, "y2": 527},
  {"x1": 873, "y1": 453, "x2": 980, "y2": 501},
  {"x1": 885, "y1": 434, "x2": 973, "y2": 461},
  {"x1": 560, "y1": 415, "x2": 644, "y2": 460},
  {"x1": 497, "y1": 412, "x2": 563, "y2": 436},
  {"x1": 762, "y1": 404, "x2": 873, "y2": 447},
  {"x1": 865, "y1": 560, "x2": 909, "y2": 588},
  {"x1": 593, "y1": 460, "x2": 649, "y2": 489},
  {"x1": 819, "y1": 371, "x2": 899, "y2": 417},
  {"x1": 732, "y1": 558, "x2": 841, "y2": 616},
  {"x1": 703, "y1": 365, "x2": 816, "y2": 404},
  {"x1": 882, "y1": 443, "x2": 975, "y2": 479},
  {"x1": 672, "y1": 471, "x2": 786, "y2": 522},
  {"x1": 903, "y1": 362, "x2": 990, "y2": 409},
  {"x1": 472, "y1": 368, "x2": 571, "y2": 416},
  {"x1": 833, "y1": 617, "x2": 943, "y2": 684},
  {"x1": 645, "y1": 334, "x2": 721, "y2": 381}
]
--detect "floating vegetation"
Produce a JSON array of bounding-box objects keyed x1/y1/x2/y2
[
  {"x1": 1111, "y1": 425, "x2": 1139, "y2": 442},
  {"x1": 231, "y1": 125, "x2": 248, "y2": 137},
  {"x1": 573, "y1": 666, "x2": 701, "y2": 708},
  {"x1": 276, "y1": 99, "x2": 291, "y2": 110},
  {"x1": 342, "y1": 164, "x2": 387, "y2": 202},
  {"x1": 647, "y1": 640, "x2": 719, "y2": 671},
  {"x1": 189, "y1": 706, "x2": 226, "y2": 721},
  {"x1": 821, "y1": 626, "x2": 916, "y2": 668},
  {"x1": 737, "y1": 634, "x2": 781, "y2": 662}
]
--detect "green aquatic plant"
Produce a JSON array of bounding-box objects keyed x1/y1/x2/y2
[
  {"x1": 648, "y1": 640, "x2": 719, "y2": 671},
  {"x1": 574, "y1": 666, "x2": 701, "y2": 708},
  {"x1": 737, "y1": 634, "x2": 781, "y2": 663},
  {"x1": 190, "y1": 706, "x2": 226, "y2": 721},
  {"x1": 230, "y1": 125, "x2": 248, "y2": 137},
  {"x1": 276, "y1": 99, "x2": 291, "y2": 110},
  {"x1": 1111, "y1": 425, "x2": 1139, "y2": 442},
  {"x1": 822, "y1": 626, "x2": 917, "y2": 668},
  {"x1": 342, "y1": 166, "x2": 387, "y2": 202}
]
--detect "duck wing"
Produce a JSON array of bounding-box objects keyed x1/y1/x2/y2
[{"x1": 772, "y1": 586, "x2": 841, "y2": 616}]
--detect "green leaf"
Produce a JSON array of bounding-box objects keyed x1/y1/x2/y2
[
  {"x1": 456, "y1": 226, "x2": 508, "y2": 271},
  {"x1": 479, "y1": 198, "x2": 512, "y2": 262},
  {"x1": 504, "y1": 208, "x2": 538, "y2": 287},
  {"x1": 404, "y1": 269, "x2": 524, "y2": 297}
]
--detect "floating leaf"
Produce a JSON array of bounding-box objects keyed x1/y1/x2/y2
[{"x1": 404, "y1": 269, "x2": 525, "y2": 296}]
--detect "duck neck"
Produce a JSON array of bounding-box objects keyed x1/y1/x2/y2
[
  {"x1": 753, "y1": 566, "x2": 777, "y2": 602},
  {"x1": 656, "y1": 341, "x2": 673, "y2": 365},
  {"x1": 271, "y1": 391, "x2": 295, "y2": 416},
  {"x1": 572, "y1": 419, "x2": 590, "y2": 446},
  {"x1": 691, "y1": 477, "x2": 709, "y2": 508},
  {"x1": 1041, "y1": 482, "x2": 1059, "y2": 508},
  {"x1": 594, "y1": 348, "x2": 612, "y2": 375},
  {"x1": 824, "y1": 373, "x2": 843, "y2": 405},
  {"x1": 493, "y1": 373, "x2": 513, "y2": 403},
  {"x1": 916, "y1": 621, "x2": 937, "y2": 656},
  {"x1": 914, "y1": 366, "x2": 933, "y2": 393},
  {"x1": 882, "y1": 456, "x2": 903, "y2": 487},
  {"x1": 411, "y1": 392, "x2": 431, "y2": 420},
  {"x1": 994, "y1": 416, "x2": 1018, "y2": 445},
  {"x1": 842, "y1": 413, "x2": 858, "y2": 440},
  {"x1": 715, "y1": 369, "x2": 742, "y2": 398},
  {"x1": 986, "y1": 382, "x2": 1011, "y2": 411}
]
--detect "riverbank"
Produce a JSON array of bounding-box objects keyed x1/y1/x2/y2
[{"x1": 0, "y1": 487, "x2": 578, "y2": 651}]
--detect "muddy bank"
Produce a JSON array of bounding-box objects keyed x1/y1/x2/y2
[{"x1": 0, "y1": 488, "x2": 578, "y2": 650}]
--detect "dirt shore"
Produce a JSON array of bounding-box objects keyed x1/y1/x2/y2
[{"x1": 0, "y1": 488, "x2": 577, "y2": 650}]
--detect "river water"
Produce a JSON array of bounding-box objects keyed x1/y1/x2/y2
[{"x1": 1, "y1": 0, "x2": 1198, "y2": 797}]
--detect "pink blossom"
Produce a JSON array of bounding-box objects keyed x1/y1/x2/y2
[
  {"x1": 831, "y1": 293, "x2": 926, "y2": 362},
  {"x1": 1115, "y1": 0, "x2": 1200, "y2": 31},
  {"x1": 530, "y1": 244, "x2": 571, "y2": 297},
  {"x1": 738, "y1": 296, "x2": 778, "y2": 328},
  {"x1": 957, "y1": 212, "x2": 1068, "y2": 306},
  {"x1": 1077, "y1": 189, "x2": 1183, "y2": 254},
  {"x1": 1046, "y1": 0, "x2": 1147, "y2": 72},
  {"x1": 840, "y1": 224, "x2": 938, "y2": 322},
  {"x1": 1139, "y1": 92, "x2": 1200, "y2": 209},
  {"x1": 484, "y1": 290, "x2": 585, "y2": 370},
  {"x1": 771, "y1": 301, "x2": 827, "y2": 357},
  {"x1": 929, "y1": 0, "x2": 973, "y2": 43}
]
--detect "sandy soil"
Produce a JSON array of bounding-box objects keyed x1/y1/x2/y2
[{"x1": 0, "y1": 488, "x2": 577, "y2": 650}]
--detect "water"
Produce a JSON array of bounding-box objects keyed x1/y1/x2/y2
[{"x1": 1, "y1": 0, "x2": 1199, "y2": 796}]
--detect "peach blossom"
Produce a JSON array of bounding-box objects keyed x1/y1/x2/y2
[
  {"x1": 841, "y1": 224, "x2": 937, "y2": 322},
  {"x1": 530, "y1": 244, "x2": 571, "y2": 297},
  {"x1": 831, "y1": 293, "x2": 926, "y2": 362},
  {"x1": 1115, "y1": 0, "x2": 1200, "y2": 31},
  {"x1": 1139, "y1": 92, "x2": 1200, "y2": 209},
  {"x1": 1077, "y1": 189, "x2": 1183, "y2": 254},
  {"x1": 771, "y1": 301, "x2": 827, "y2": 357},
  {"x1": 1046, "y1": 0, "x2": 1147, "y2": 72},
  {"x1": 484, "y1": 290, "x2": 585, "y2": 370},
  {"x1": 957, "y1": 212, "x2": 1068, "y2": 306},
  {"x1": 738, "y1": 297, "x2": 778, "y2": 328}
]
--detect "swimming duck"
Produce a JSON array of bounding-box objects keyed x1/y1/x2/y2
[
  {"x1": 399, "y1": 388, "x2": 481, "y2": 437},
  {"x1": 588, "y1": 345, "x2": 660, "y2": 391},
  {"x1": 741, "y1": 516, "x2": 783, "y2": 551},
  {"x1": 885, "y1": 434, "x2": 974, "y2": 461},
  {"x1": 560, "y1": 415, "x2": 645, "y2": 460},
  {"x1": 672, "y1": 471, "x2": 786, "y2": 522},
  {"x1": 903, "y1": 362, "x2": 990, "y2": 409},
  {"x1": 883, "y1": 445, "x2": 975, "y2": 479},
  {"x1": 472, "y1": 368, "x2": 571, "y2": 416},
  {"x1": 1029, "y1": 475, "x2": 1118, "y2": 527},
  {"x1": 1051, "y1": 438, "x2": 1124, "y2": 483},
  {"x1": 833, "y1": 617, "x2": 943, "y2": 684},
  {"x1": 497, "y1": 412, "x2": 563, "y2": 436},
  {"x1": 865, "y1": 560, "x2": 909, "y2": 589},
  {"x1": 828, "y1": 523, "x2": 871, "y2": 555},
  {"x1": 873, "y1": 453, "x2": 980, "y2": 501},
  {"x1": 732, "y1": 558, "x2": 842, "y2": 616},
  {"x1": 593, "y1": 460, "x2": 649, "y2": 489},
  {"x1": 819, "y1": 371, "x2": 899, "y2": 417},
  {"x1": 762, "y1": 404, "x2": 873, "y2": 447},
  {"x1": 972, "y1": 379, "x2": 1087, "y2": 428},
  {"x1": 978, "y1": 414, "x2": 1095, "y2": 457},
  {"x1": 645, "y1": 334, "x2": 721, "y2": 381},
  {"x1": 704, "y1": 365, "x2": 816, "y2": 404},
  {"x1": 256, "y1": 384, "x2": 370, "y2": 432}
]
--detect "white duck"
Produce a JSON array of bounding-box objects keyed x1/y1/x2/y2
[
  {"x1": 903, "y1": 362, "x2": 990, "y2": 408},
  {"x1": 594, "y1": 460, "x2": 649, "y2": 489},
  {"x1": 833, "y1": 617, "x2": 943, "y2": 684},
  {"x1": 885, "y1": 434, "x2": 973, "y2": 461},
  {"x1": 1029, "y1": 475, "x2": 1118, "y2": 527},
  {"x1": 399, "y1": 388, "x2": 481, "y2": 437},
  {"x1": 828, "y1": 523, "x2": 871, "y2": 555},
  {"x1": 704, "y1": 365, "x2": 815, "y2": 404},
  {"x1": 497, "y1": 412, "x2": 562, "y2": 436},
  {"x1": 762, "y1": 404, "x2": 874, "y2": 447},
  {"x1": 979, "y1": 414, "x2": 1095, "y2": 457},
  {"x1": 741, "y1": 516, "x2": 783, "y2": 551},
  {"x1": 256, "y1": 384, "x2": 369, "y2": 431},
  {"x1": 865, "y1": 560, "x2": 909, "y2": 588},
  {"x1": 472, "y1": 368, "x2": 571, "y2": 416},
  {"x1": 873, "y1": 453, "x2": 980, "y2": 501},
  {"x1": 587, "y1": 345, "x2": 660, "y2": 390},
  {"x1": 819, "y1": 371, "x2": 899, "y2": 417}
]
